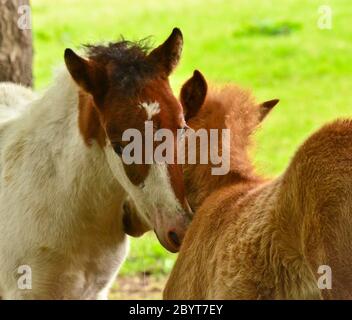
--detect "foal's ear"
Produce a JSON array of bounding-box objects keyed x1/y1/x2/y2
[
  {"x1": 148, "y1": 28, "x2": 183, "y2": 75},
  {"x1": 259, "y1": 99, "x2": 279, "y2": 122},
  {"x1": 64, "y1": 49, "x2": 106, "y2": 98},
  {"x1": 180, "y1": 70, "x2": 208, "y2": 122}
]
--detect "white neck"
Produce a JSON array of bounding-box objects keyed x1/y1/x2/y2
[
  {"x1": 0, "y1": 70, "x2": 130, "y2": 299},
  {"x1": 4, "y1": 68, "x2": 125, "y2": 220}
]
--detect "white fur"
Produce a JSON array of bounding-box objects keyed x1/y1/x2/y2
[
  {"x1": 140, "y1": 101, "x2": 160, "y2": 120},
  {"x1": 0, "y1": 72, "x2": 129, "y2": 299},
  {"x1": 105, "y1": 144, "x2": 183, "y2": 228}
]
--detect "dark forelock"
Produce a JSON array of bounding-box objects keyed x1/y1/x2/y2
[{"x1": 84, "y1": 39, "x2": 155, "y2": 94}]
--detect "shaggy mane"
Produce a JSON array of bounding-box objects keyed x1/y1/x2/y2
[
  {"x1": 205, "y1": 85, "x2": 258, "y2": 142},
  {"x1": 192, "y1": 84, "x2": 260, "y2": 173},
  {"x1": 84, "y1": 38, "x2": 155, "y2": 92},
  {"x1": 184, "y1": 84, "x2": 262, "y2": 210}
]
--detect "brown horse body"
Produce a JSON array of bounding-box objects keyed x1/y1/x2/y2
[{"x1": 164, "y1": 73, "x2": 352, "y2": 299}]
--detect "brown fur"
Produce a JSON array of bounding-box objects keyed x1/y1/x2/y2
[
  {"x1": 78, "y1": 90, "x2": 106, "y2": 147},
  {"x1": 163, "y1": 76, "x2": 352, "y2": 299}
]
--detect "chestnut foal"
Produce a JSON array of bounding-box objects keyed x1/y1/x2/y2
[
  {"x1": 124, "y1": 71, "x2": 352, "y2": 299},
  {"x1": 164, "y1": 71, "x2": 352, "y2": 299},
  {"x1": 0, "y1": 29, "x2": 192, "y2": 299}
]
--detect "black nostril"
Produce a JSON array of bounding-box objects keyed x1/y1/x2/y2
[{"x1": 168, "y1": 231, "x2": 181, "y2": 247}]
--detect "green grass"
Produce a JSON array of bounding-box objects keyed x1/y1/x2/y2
[{"x1": 32, "y1": 0, "x2": 352, "y2": 276}]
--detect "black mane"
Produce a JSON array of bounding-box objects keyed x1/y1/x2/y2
[{"x1": 84, "y1": 39, "x2": 155, "y2": 93}]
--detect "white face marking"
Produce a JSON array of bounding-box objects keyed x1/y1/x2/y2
[
  {"x1": 139, "y1": 102, "x2": 160, "y2": 120},
  {"x1": 104, "y1": 142, "x2": 182, "y2": 227}
]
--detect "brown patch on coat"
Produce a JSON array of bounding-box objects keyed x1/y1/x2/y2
[{"x1": 78, "y1": 90, "x2": 106, "y2": 147}]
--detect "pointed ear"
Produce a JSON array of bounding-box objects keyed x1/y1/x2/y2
[
  {"x1": 180, "y1": 70, "x2": 207, "y2": 122},
  {"x1": 64, "y1": 49, "x2": 107, "y2": 98},
  {"x1": 148, "y1": 28, "x2": 183, "y2": 75},
  {"x1": 259, "y1": 99, "x2": 279, "y2": 122}
]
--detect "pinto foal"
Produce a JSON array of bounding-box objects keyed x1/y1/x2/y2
[
  {"x1": 163, "y1": 71, "x2": 352, "y2": 299},
  {"x1": 0, "y1": 29, "x2": 192, "y2": 299}
]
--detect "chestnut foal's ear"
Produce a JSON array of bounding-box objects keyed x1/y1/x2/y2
[
  {"x1": 259, "y1": 99, "x2": 279, "y2": 122},
  {"x1": 64, "y1": 49, "x2": 106, "y2": 98},
  {"x1": 180, "y1": 70, "x2": 208, "y2": 122},
  {"x1": 148, "y1": 28, "x2": 183, "y2": 75}
]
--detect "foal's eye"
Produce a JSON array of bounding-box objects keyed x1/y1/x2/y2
[{"x1": 113, "y1": 144, "x2": 124, "y2": 156}]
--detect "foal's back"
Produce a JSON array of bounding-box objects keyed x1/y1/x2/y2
[
  {"x1": 217, "y1": 119, "x2": 352, "y2": 299},
  {"x1": 277, "y1": 119, "x2": 352, "y2": 299}
]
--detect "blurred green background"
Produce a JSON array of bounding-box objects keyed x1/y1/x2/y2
[{"x1": 31, "y1": 0, "x2": 351, "y2": 296}]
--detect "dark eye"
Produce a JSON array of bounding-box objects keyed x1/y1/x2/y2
[{"x1": 113, "y1": 144, "x2": 124, "y2": 156}]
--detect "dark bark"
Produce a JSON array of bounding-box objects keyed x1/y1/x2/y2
[{"x1": 0, "y1": 0, "x2": 33, "y2": 87}]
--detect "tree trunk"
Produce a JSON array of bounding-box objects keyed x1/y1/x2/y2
[{"x1": 0, "y1": 0, "x2": 33, "y2": 87}]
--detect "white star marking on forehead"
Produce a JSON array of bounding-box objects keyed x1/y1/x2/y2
[{"x1": 139, "y1": 102, "x2": 160, "y2": 120}]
